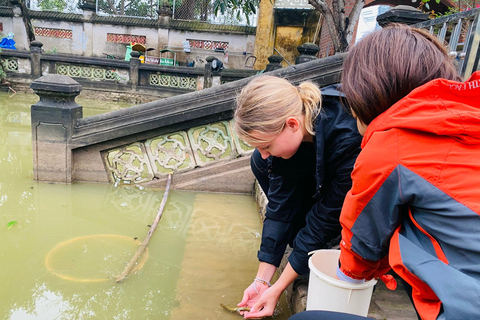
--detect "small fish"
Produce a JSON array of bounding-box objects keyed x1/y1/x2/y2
[{"x1": 220, "y1": 303, "x2": 251, "y2": 314}]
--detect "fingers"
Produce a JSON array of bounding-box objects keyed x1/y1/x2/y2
[
  {"x1": 244, "y1": 308, "x2": 270, "y2": 319},
  {"x1": 244, "y1": 300, "x2": 269, "y2": 319},
  {"x1": 238, "y1": 288, "x2": 253, "y2": 307}
]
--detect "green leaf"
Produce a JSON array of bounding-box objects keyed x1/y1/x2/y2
[
  {"x1": 7, "y1": 221, "x2": 17, "y2": 229},
  {"x1": 249, "y1": 2, "x2": 257, "y2": 14}
]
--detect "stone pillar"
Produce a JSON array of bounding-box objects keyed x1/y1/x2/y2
[
  {"x1": 158, "y1": 0, "x2": 173, "y2": 26},
  {"x1": 129, "y1": 51, "x2": 141, "y2": 90},
  {"x1": 295, "y1": 42, "x2": 319, "y2": 64},
  {"x1": 253, "y1": 0, "x2": 275, "y2": 70},
  {"x1": 204, "y1": 56, "x2": 214, "y2": 88},
  {"x1": 79, "y1": 0, "x2": 96, "y2": 56},
  {"x1": 79, "y1": 0, "x2": 96, "y2": 12},
  {"x1": 30, "y1": 75, "x2": 83, "y2": 183},
  {"x1": 203, "y1": 56, "x2": 222, "y2": 87},
  {"x1": 265, "y1": 54, "x2": 283, "y2": 72},
  {"x1": 377, "y1": 5, "x2": 429, "y2": 27},
  {"x1": 30, "y1": 40, "x2": 43, "y2": 78}
]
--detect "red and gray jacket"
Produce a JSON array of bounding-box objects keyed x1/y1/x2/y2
[{"x1": 339, "y1": 71, "x2": 480, "y2": 320}]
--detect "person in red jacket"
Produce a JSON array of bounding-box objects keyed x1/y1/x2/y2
[{"x1": 290, "y1": 24, "x2": 480, "y2": 320}]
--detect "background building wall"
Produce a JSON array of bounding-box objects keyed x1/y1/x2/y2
[{"x1": 0, "y1": 8, "x2": 256, "y2": 70}]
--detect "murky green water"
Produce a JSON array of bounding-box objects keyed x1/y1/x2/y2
[{"x1": 0, "y1": 92, "x2": 290, "y2": 319}]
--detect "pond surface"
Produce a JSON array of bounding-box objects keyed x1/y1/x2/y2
[{"x1": 0, "y1": 92, "x2": 290, "y2": 319}]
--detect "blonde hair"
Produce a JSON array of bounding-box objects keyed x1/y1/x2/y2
[{"x1": 234, "y1": 75, "x2": 321, "y2": 145}]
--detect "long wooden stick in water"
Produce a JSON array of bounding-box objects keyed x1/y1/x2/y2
[{"x1": 116, "y1": 173, "x2": 173, "y2": 283}]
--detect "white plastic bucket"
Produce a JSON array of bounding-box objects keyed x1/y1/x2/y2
[{"x1": 306, "y1": 249, "x2": 377, "y2": 316}]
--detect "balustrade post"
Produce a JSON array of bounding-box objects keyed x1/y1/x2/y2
[
  {"x1": 204, "y1": 56, "x2": 214, "y2": 88},
  {"x1": 265, "y1": 55, "x2": 283, "y2": 72},
  {"x1": 295, "y1": 42, "x2": 320, "y2": 64},
  {"x1": 157, "y1": 0, "x2": 173, "y2": 26},
  {"x1": 129, "y1": 51, "x2": 141, "y2": 90},
  {"x1": 30, "y1": 74, "x2": 83, "y2": 183},
  {"x1": 30, "y1": 40, "x2": 43, "y2": 79}
]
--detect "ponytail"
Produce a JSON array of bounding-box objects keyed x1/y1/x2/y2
[{"x1": 298, "y1": 81, "x2": 322, "y2": 135}]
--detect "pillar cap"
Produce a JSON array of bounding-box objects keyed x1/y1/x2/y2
[
  {"x1": 297, "y1": 42, "x2": 320, "y2": 55},
  {"x1": 130, "y1": 51, "x2": 141, "y2": 58},
  {"x1": 30, "y1": 74, "x2": 82, "y2": 94},
  {"x1": 377, "y1": 5, "x2": 429, "y2": 27},
  {"x1": 267, "y1": 55, "x2": 283, "y2": 63}
]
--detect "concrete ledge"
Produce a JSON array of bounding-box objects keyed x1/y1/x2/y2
[{"x1": 140, "y1": 156, "x2": 255, "y2": 194}]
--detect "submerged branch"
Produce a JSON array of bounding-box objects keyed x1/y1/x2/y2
[{"x1": 116, "y1": 173, "x2": 173, "y2": 283}]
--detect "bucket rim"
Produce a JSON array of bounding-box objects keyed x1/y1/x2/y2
[{"x1": 308, "y1": 250, "x2": 377, "y2": 290}]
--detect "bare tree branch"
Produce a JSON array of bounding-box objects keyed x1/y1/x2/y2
[
  {"x1": 337, "y1": 0, "x2": 346, "y2": 35},
  {"x1": 331, "y1": 0, "x2": 341, "y2": 32},
  {"x1": 346, "y1": 0, "x2": 365, "y2": 44},
  {"x1": 120, "y1": 0, "x2": 125, "y2": 15},
  {"x1": 308, "y1": 0, "x2": 343, "y2": 53},
  {"x1": 308, "y1": 0, "x2": 365, "y2": 53},
  {"x1": 11, "y1": 0, "x2": 35, "y2": 43}
]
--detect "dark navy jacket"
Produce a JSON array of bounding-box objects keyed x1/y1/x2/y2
[{"x1": 257, "y1": 85, "x2": 362, "y2": 275}]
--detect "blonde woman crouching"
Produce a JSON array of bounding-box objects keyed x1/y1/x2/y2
[{"x1": 234, "y1": 75, "x2": 362, "y2": 318}]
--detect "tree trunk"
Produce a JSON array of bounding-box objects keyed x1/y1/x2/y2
[
  {"x1": 308, "y1": 0, "x2": 364, "y2": 53},
  {"x1": 11, "y1": 0, "x2": 35, "y2": 44}
]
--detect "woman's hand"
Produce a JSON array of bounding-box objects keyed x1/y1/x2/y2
[
  {"x1": 243, "y1": 284, "x2": 282, "y2": 319},
  {"x1": 237, "y1": 280, "x2": 270, "y2": 315}
]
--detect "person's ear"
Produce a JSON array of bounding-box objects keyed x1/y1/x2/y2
[{"x1": 285, "y1": 117, "x2": 300, "y2": 132}]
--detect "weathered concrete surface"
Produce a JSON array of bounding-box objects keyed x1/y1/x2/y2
[
  {"x1": 31, "y1": 74, "x2": 83, "y2": 183},
  {"x1": 140, "y1": 156, "x2": 255, "y2": 194},
  {"x1": 31, "y1": 54, "x2": 345, "y2": 185}
]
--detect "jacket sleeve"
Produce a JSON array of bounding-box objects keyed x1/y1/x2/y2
[
  {"x1": 256, "y1": 143, "x2": 318, "y2": 267},
  {"x1": 339, "y1": 135, "x2": 404, "y2": 280},
  {"x1": 288, "y1": 95, "x2": 362, "y2": 276},
  {"x1": 258, "y1": 163, "x2": 314, "y2": 267},
  {"x1": 288, "y1": 153, "x2": 357, "y2": 275}
]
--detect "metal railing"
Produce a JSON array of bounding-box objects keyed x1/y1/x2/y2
[
  {"x1": 172, "y1": 0, "x2": 256, "y2": 26},
  {"x1": 21, "y1": 0, "x2": 256, "y2": 25},
  {"x1": 413, "y1": 8, "x2": 480, "y2": 79}
]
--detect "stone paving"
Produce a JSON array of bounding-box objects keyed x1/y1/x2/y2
[{"x1": 368, "y1": 273, "x2": 418, "y2": 320}]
